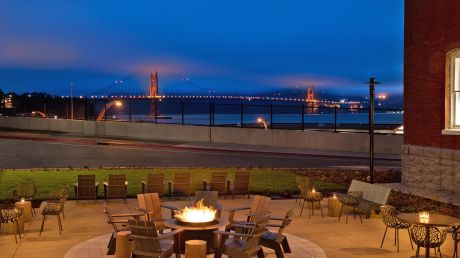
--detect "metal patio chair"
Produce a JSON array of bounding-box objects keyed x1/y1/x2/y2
[
  {"x1": 39, "y1": 186, "x2": 69, "y2": 235},
  {"x1": 336, "y1": 191, "x2": 363, "y2": 224},
  {"x1": 12, "y1": 181, "x2": 37, "y2": 201},
  {"x1": 379, "y1": 205, "x2": 413, "y2": 252},
  {"x1": 299, "y1": 187, "x2": 324, "y2": 219},
  {"x1": 0, "y1": 205, "x2": 23, "y2": 243},
  {"x1": 294, "y1": 176, "x2": 311, "y2": 205},
  {"x1": 410, "y1": 225, "x2": 447, "y2": 258},
  {"x1": 12, "y1": 181, "x2": 37, "y2": 216},
  {"x1": 46, "y1": 185, "x2": 70, "y2": 219}
]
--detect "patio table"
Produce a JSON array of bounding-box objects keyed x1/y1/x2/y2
[{"x1": 397, "y1": 213, "x2": 460, "y2": 258}]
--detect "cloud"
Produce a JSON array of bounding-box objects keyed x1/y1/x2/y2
[
  {"x1": 122, "y1": 57, "x2": 231, "y2": 77},
  {"x1": 0, "y1": 39, "x2": 79, "y2": 67},
  {"x1": 258, "y1": 73, "x2": 357, "y2": 89}
]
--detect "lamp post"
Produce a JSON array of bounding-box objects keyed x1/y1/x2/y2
[
  {"x1": 70, "y1": 82, "x2": 74, "y2": 120},
  {"x1": 96, "y1": 100, "x2": 122, "y2": 121},
  {"x1": 368, "y1": 77, "x2": 380, "y2": 184}
]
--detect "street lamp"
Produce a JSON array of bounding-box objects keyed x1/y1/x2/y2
[
  {"x1": 96, "y1": 100, "x2": 122, "y2": 121},
  {"x1": 368, "y1": 77, "x2": 381, "y2": 184},
  {"x1": 70, "y1": 82, "x2": 74, "y2": 120},
  {"x1": 257, "y1": 117, "x2": 268, "y2": 130}
]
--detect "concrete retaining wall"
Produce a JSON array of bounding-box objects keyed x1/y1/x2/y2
[
  {"x1": 0, "y1": 117, "x2": 402, "y2": 154},
  {"x1": 210, "y1": 127, "x2": 402, "y2": 154}
]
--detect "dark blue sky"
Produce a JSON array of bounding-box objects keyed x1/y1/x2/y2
[{"x1": 0, "y1": 0, "x2": 404, "y2": 96}]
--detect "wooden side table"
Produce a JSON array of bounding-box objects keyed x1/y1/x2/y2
[
  {"x1": 115, "y1": 231, "x2": 133, "y2": 258},
  {"x1": 15, "y1": 200, "x2": 32, "y2": 222},
  {"x1": 185, "y1": 240, "x2": 207, "y2": 258},
  {"x1": 328, "y1": 197, "x2": 341, "y2": 217}
]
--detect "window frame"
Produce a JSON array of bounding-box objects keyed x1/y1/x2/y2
[{"x1": 449, "y1": 49, "x2": 460, "y2": 129}]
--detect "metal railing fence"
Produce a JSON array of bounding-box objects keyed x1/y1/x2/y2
[{"x1": 0, "y1": 96, "x2": 403, "y2": 133}]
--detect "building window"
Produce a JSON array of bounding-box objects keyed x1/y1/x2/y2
[{"x1": 450, "y1": 50, "x2": 460, "y2": 128}]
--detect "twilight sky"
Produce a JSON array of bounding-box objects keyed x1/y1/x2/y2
[{"x1": 0, "y1": 0, "x2": 404, "y2": 96}]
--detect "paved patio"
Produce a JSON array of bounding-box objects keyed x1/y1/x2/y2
[{"x1": 1, "y1": 197, "x2": 457, "y2": 258}]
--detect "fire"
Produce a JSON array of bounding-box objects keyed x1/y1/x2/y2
[{"x1": 175, "y1": 199, "x2": 217, "y2": 223}]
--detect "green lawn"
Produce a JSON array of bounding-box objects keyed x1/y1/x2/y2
[{"x1": 0, "y1": 168, "x2": 346, "y2": 200}]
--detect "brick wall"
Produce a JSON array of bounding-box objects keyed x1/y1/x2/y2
[{"x1": 404, "y1": 0, "x2": 460, "y2": 149}]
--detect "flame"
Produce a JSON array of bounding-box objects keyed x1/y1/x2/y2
[{"x1": 175, "y1": 199, "x2": 217, "y2": 223}]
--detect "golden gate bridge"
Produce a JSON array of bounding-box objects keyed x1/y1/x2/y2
[{"x1": 84, "y1": 72, "x2": 363, "y2": 107}]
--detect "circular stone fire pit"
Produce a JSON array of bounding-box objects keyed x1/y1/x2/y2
[{"x1": 165, "y1": 200, "x2": 222, "y2": 254}]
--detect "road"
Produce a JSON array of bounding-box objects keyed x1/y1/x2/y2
[{"x1": 0, "y1": 131, "x2": 400, "y2": 169}]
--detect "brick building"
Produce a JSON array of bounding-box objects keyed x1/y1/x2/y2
[{"x1": 403, "y1": 0, "x2": 460, "y2": 197}]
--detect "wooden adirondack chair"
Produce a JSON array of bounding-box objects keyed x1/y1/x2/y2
[
  {"x1": 135, "y1": 193, "x2": 178, "y2": 231},
  {"x1": 228, "y1": 171, "x2": 251, "y2": 199},
  {"x1": 227, "y1": 195, "x2": 271, "y2": 227},
  {"x1": 74, "y1": 174, "x2": 99, "y2": 203},
  {"x1": 104, "y1": 174, "x2": 128, "y2": 203},
  {"x1": 129, "y1": 220, "x2": 182, "y2": 258},
  {"x1": 202, "y1": 171, "x2": 228, "y2": 199},
  {"x1": 104, "y1": 204, "x2": 144, "y2": 255},
  {"x1": 259, "y1": 209, "x2": 294, "y2": 258},
  {"x1": 141, "y1": 173, "x2": 165, "y2": 195},
  {"x1": 167, "y1": 172, "x2": 191, "y2": 199},
  {"x1": 214, "y1": 216, "x2": 269, "y2": 258}
]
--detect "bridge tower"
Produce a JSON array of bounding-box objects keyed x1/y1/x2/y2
[
  {"x1": 149, "y1": 71, "x2": 159, "y2": 117},
  {"x1": 306, "y1": 85, "x2": 314, "y2": 102},
  {"x1": 305, "y1": 85, "x2": 317, "y2": 113},
  {"x1": 149, "y1": 71, "x2": 159, "y2": 98}
]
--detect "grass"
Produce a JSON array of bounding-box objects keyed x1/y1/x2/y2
[{"x1": 0, "y1": 167, "x2": 346, "y2": 200}]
